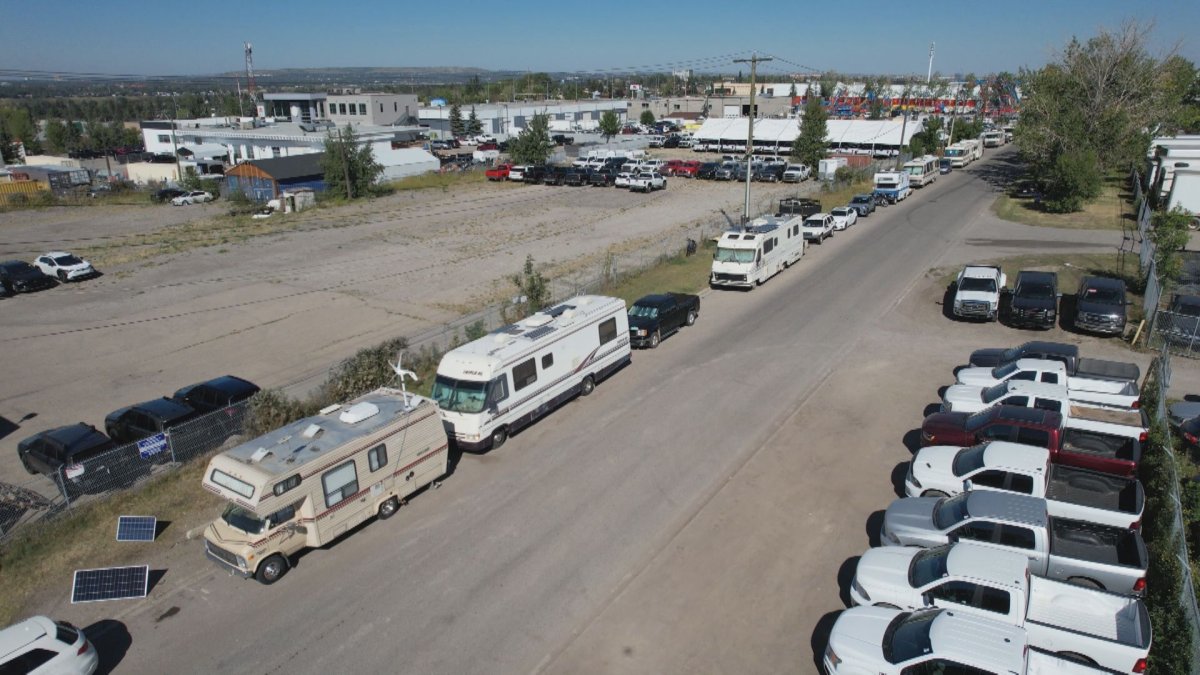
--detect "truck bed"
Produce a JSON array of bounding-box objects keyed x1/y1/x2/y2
[
  {"x1": 1076, "y1": 358, "x2": 1140, "y2": 383},
  {"x1": 1068, "y1": 404, "x2": 1143, "y2": 427},
  {"x1": 1046, "y1": 466, "x2": 1143, "y2": 514},
  {"x1": 1060, "y1": 430, "x2": 1140, "y2": 462},
  {"x1": 1027, "y1": 576, "x2": 1150, "y2": 646},
  {"x1": 1050, "y1": 519, "x2": 1147, "y2": 568}
]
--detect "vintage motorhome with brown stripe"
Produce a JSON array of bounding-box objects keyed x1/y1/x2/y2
[{"x1": 201, "y1": 388, "x2": 447, "y2": 584}]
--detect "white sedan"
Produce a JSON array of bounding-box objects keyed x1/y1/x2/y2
[
  {"x1": 830, "y1": 206, "x2": 859, "y2": 231},
  {"x1": 171, "y1": 190, "x2": 214, "y2": 206},
  {"x1": 33, "y1": 251, "x2": 97, "y2": 282}
]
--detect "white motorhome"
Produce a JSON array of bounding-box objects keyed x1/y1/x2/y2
[
  {"x1": 982, "y1": 130, "x2": 1006, "y2": 148},
  {"x1": 710, "y1": 216, "x2": 805, "y2": 289},
  {"x1": 902, "y1": 154, "x2": 939, "y2": 188},
  {"x1": 434, "y1": 295, "x2": 631, "y2": 451},
  {"x1": 202, "y1": 388, "x2": 447, "y2": 584},
  {"x1": 945, "y1": 143, "x2": 972, "y2": 168},
  {"x1": 873, "y1": 170, "x2": 912, "y2": 202}
]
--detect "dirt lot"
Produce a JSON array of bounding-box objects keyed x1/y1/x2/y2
[{"x1": 0, "y1": 176, "x2": 810, "y2": 488}]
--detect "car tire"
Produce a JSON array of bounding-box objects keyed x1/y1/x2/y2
[
  {"x1": 255, "y1": 554, "x2": 288, "y2": 585},
  {"x1": 490, "y1": 426, "x2": 508, "y2": 450},
  {"x1": 58, "y1": 271, "x2": 67, "y2": 283},
  {"x1": 580, "y1": 375, "x2": 595, "y2": 396},
  {"x1": 377, "y1": 496, "x2": 399, "y2": 520},
  {"x1": 649, "y1": 331, "x2": 660, "y2": 348},
  {"x1": 685, "y1": 310, "x2": 697, "y2": 326}
]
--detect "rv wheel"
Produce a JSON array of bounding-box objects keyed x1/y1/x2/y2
[
  {"x1": 490, "y1": 426, "x2": 508, "y2": 450},
  {"x1": 378, "y1": 497, "x2": 399, "y2": 520},
  {"x1": 580, "y1": 375, "x2": 595, "y2": 396},
  {"x1": 255, "y1": 554, "x2": 288, "y2": 585}
]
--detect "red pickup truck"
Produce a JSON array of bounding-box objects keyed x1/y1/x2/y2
[
  {"x1": 485, "y1": 163, "x2": 512, "y2": 181},
  {"x1": 674, "y1": 160, "x2": 702, "y2": 178},
  {"x1": 920, "y1": 405, "x2": 1145, "y2": 477}
]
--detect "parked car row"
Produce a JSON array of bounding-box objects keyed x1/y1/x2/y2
[
  {"x1": 16, "y1": 375, "x2": 260, "y2": 498},
  {"x1": 824, "y1": 342, "x2": 1152, "y2": 674},
  {"x1": 485, "y1": 159, "x2": 671, "y2": 193},
  {"x1": 0, "y1": 252, "x2": 99, "y2": 296},
  {"x1": 950, "y1": 265, "x2": 1130, "y2": 336}
]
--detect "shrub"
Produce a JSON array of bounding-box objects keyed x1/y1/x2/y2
[
  {"x1": 246, "y1": 389, "x2": 318, "y2": 437},
  {"x1": 1041, "y1": 148, "x2": 1102, "y2": 213},
  {"x1": 318, "y1": 337, "x2": 410, "y2": 404}
]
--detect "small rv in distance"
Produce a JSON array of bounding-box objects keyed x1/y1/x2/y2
[
  {"x1": 202, "y1": 388, "x2": 447, "y2": 584},
  {"x1": 434, "y1": 295, "x2": 631, "y2": 452}
]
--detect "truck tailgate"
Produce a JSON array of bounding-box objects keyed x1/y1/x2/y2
[
  {"x1": 1076, "y1": 358, "x2": 1140, "y2": 383},
  {"x1": 1026, "y1": 576, "x2": 1150, "y2": 645}
]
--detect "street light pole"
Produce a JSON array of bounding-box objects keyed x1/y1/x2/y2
[
  {"x1": 733, "y1": 53, "x2": 773, "y2": 223},
  {"x1": 170, "y1": 94, "x2": 183, "y2": 186}
]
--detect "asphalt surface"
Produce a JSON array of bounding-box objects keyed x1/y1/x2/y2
[{"x1": 36, "y1": 149, "x2": 1196, "y2": 674}]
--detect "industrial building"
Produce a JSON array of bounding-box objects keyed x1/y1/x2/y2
[
  {"x1": 691, "y1": 117, "x2": 923, "y2": 156},
  {"x1": 225, "y1": 154, "x2": 325, "y2": 201},
  {"x1": 419, "y1": 100, "x2": 628, "y2": 137}
]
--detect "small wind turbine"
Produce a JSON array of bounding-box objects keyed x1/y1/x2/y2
[{"x1": 391, "y1": 352, "x2": 419, "y2": 409}]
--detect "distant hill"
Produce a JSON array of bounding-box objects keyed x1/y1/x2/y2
[{"x1": 220, "y1": 66, "x2": 514, "y2": 84}]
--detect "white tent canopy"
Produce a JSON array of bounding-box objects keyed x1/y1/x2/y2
[{"x1": 693, "y1": 117, "x2": 923, "y2": 150}]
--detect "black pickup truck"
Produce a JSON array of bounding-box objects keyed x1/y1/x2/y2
[
  {"x1": 967, "y1": 341, "x2": 1140, "y2": 382},
  {"x1": 17, "y1": 423, "x2": 122, "y2": 497},
  {"x1": 628, "y1": 293, "x2": 700, "y2": 348},
  {"x1": 776, "y1": 197, "x2": 822, "y2": 219}
]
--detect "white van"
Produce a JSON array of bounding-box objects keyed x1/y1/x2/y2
[{"x1": 434, "y1": 295, "x2": 631, "y2": 451}]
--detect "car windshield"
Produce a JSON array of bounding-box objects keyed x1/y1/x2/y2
[
  {"x1": 715, "y1": 247, "x2": 756, "y2": 263},
  {"x1": 628, "y1": 304, "x2": 659, "y2": 319},
  {"x1": 832, "y1": 208, "x2": 848, "y2": 216},
  {"x1": 53, "y1": 255, "x2": 83, "y2": 266},
  {"x1": 933, "y1": 494, "x2": 970, "y2": 529},
  {"x1": 431, "y1": 375, "x2": 488, "y2": 414},
  {"x1": 882, "y1": 611, "x2": 937, "y2": 664},
  {"x1": 952, "y1": 444, "x2": 989, "y2": 476},
  {"x1": 1020, "y1": 281, "x2": 1055, "y2": 299},
  {"x1": 982, "y1": 382, "x2": 1009, "y2": 403},
  {"x1": 1081, "y1": 286, "x2": 1123, "y2": 304},
  {"x1": 959, "y1": 277, "x2": 997, "y2": 293},
  {"x1": 991, "y1": 362, "x2": 1019, "y2": 379},
  {"x1": 851, "y1": 196, "x2": 870, "y2": 204},
  {"x1": 908, "y1": 546, "x2": 952, "y2": 587},
  {"x1": 221, "y1": 504, "x2": 266, "y2": 535}
]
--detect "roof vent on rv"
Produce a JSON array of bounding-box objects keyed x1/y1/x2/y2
[
  {"x1": 249, "y1": 447, "x2": 273, "y2": 463},
  {"x1": 302, "y1": 423, "x2": 323, "y2": 439},
  {"x1": 523, "y1": 314, "x2": 554, "y2": 328},
  {"x1": 319, "y1": 403, "x2": 342, "y2": 415},
  {"x1": 339, "y1": 401, "x2": 380, "y2": 424}
]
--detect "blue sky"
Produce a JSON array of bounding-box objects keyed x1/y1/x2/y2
[{"x1": 1, "y1": 0, "x2": 1197, "y2": 78}]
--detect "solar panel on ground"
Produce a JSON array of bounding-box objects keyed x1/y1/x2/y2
[
  {"x1": 71, "y1": 565, "x2": 149, "y2": 603},
  {"x1": 116, "y1": 516, "x2": 157, "y2": 542}
]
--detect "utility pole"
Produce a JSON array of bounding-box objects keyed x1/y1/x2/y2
[
  {"x1": 733, "y1": 53, "x2": 772, "y2": 223},
  {"x1": 169, "y1": 94, "x2": 183, "y2": 186},
  {"x1": 896, "y1": 79, "x2": 911, "y2": 169},
  {"x1": 340, "y1": 127, "x2": 353, "y2": 200}
]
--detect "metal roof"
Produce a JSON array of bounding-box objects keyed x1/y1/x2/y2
[{"x1": 230, "y1": 153, "x2": 325, "y2": 181}]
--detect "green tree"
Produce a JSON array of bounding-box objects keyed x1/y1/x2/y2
[
  {"x1": 1041, "y1": 147, "x2": 1102, "y2": 213},
  {"x1": 0, "y1": 126, "x2": 17, "y2": 164},
  {"x1": 63, "y1": 120, "x2": 83, "y2": 153},
  {"x1": 639, "y1": 110, "x2": 656, "y2": 126},
  {"x1": 1150, "y1": 207, "x2": 1194, "y2": 286},
  {"x1": 507, "y1": 113, "x2": 553, "y2": 165},
  {"x1": 508, "y1": 255, "x2": 550, "y2": 319},
  {"x1": 449, "y1": 103, "x2": 465, "y2": 139},
  {"x1": 816, "y1": 71, "x2": 839, "y2": 101},
  {"x1": 320, "y1": 125, "x2": 384, "y2": 200},
  {"x1": 1162, "y1": 56, "x2": 1200, "y2": 134},
  {"x1": 466, "y1": 107, "x2": 483, "y2": 136},
  {"x1": 598, "y1": 110, "x2": 620, "y2": 142},
  {"x1": 44, "y1": 119, "x2": 68, "y2": 154},
  {"x1": 790, "y1": 96, "x2": 829, "y2": 171}
]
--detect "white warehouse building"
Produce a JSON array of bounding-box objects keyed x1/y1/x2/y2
[
  {"x1": 691, "y1": 117, "x2": 924, "y2": 156},
  {"x1": 419, "y1": 100, "x2": 629, "y2": 137}
]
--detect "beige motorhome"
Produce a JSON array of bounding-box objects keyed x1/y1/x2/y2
[{"x1": 202, "y1": 388, "x2": 447, "y2": 584}]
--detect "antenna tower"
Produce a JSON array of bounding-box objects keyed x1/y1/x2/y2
[
  {"x1": 926, "y1": 42, "x2": 935, "y2": 84},
  {"x1": 244, "y1": 42, "x2": 256, "y2": 98}
]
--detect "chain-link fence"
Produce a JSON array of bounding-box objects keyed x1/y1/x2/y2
[
  {"x1": 0, "y1": 400, "x2": 250, "y2": 545},
  {"x1": 1144, "y1": 348, "x2": 1200, "y2": 668}
]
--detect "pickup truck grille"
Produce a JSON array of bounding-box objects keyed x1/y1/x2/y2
[
  {"x1": 1077, "y1": 312, "x2": 1122, "y2": 332},
  {"x1": 957, "y1": 300, "x2": 991, "y2": 317},
  {"x1": 205, "y1": 540, "x2": 240, "y2": 567}
]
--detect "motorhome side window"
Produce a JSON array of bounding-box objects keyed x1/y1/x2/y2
[
  {"x1": 487, "y1": 376, "x2": 509, "y2": 405},
  {"x1": 322, "y1": 460, "x2": 359, "y2": 508},
  {"x1": 273, "y1": 474, "x2": 301, "y2": 496},
  {"x1": 542, "y1": 353, "x2": 554, "y2": 369},
  {"x1": 368, "y1": 444, "x2": 388, "y2": 472},
  {"x1": 598, "y1": 318, "x2": 618, "y2": 345},
  {"x1": 763, "y1": 239, "x2": 773, "y2": 254},
  {"x1": 513, "y1": 358, "x2": 538, "y2": 392}
]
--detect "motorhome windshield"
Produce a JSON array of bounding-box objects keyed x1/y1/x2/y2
[
  {"x1": 714, "y1": 247, "x2": 756, "y2": 264},
  {"x1": 431, "y1": 375, "x2": 488, "y2": 414},
  {"x1": 221, "y1": 504, "x2": 266, "y2": 535}
]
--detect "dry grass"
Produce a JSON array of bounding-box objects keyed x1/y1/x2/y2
[
  {"x1": 383, "y1": 170, "x2": 487, "y2": 192},
  {"x1": 0, "y1": 458, "x2": 225, "y2": 624},
  {"x1": 991, "y1": 178, "x2": 1130, "y2": 231}
]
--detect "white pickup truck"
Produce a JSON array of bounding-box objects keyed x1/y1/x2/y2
[
  {"x1": 880, "y1": 491, "x2": 1148, "y2": 595},
  {"x1": 956, "y1": 358, "x2": 1140, "y2": 409},
  {"x1": 905, "y1": 441, "x2": 1144, "y2": 529},
  {"x1": 952, "y1": 265, "x2": 1007, "y2": 321},
  {"x1": 628, "y1": 172, "x2": 666, "y2": 193},
  {"x1": 941, "y1": 379, "x2": 1140, "y2": 414},
  {"x1": 849, "y1": 543, "x2": 1151, "y2": 674},
  {"x1": 824, "y1": 606, "x2": 1123, "y2": 675}
]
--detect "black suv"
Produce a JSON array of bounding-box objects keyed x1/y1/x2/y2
[
  {"x1": 696, "y1": 162, "x2": 722, "y2": 180},
  {"x1": 1008, "y1": 271, "x2": 1059, "y2": 329},
  {"x1": 1074, "y1": 276, "x2": 1128, "y2": 336},
  {"x1": 18, "y1": 423, "x2": 120, "y2": 497},
  {"x1": 105, "y1": 397, "x2": 201, "y2": 445},
  {"x1": 0, "y1": 260, "x2": 55, "y2": 295},
  {"x1": 172, "y1": 375, "x2": 260, "y2": 414}
]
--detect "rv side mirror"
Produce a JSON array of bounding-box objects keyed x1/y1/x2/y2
[
  {"x1": 293, "y1": 525, "x2": 307, "y2": 535},
  {"x1": 963, "y1": 479, "x2": 974, "y2": 491}
]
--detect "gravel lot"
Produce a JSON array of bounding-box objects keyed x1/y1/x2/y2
[{"x1": 0, "y1": 175, "x2": 806, "y2": 487}]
